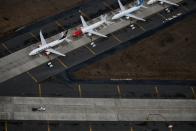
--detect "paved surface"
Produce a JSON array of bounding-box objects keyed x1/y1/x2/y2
[
  {"x1": 1, "y1": 75, "x2": 196, "y2": 99},
  {"x1": 0, "y1": 0, "x2": 184, "y2": 83},
  {"x1": 4, "y1": 2, "x2": 195, "y2": 83},
  {"x1": 0, "y1": 0, "x2": 195, "y2": 99},
  {"x1": 0, "y1": 0, "x2": 119, "y2": 44},
  {"x1": 0, "y1": 97, "x2": 196, "y2": 121},
  {"x1": 0, "y1": 121, "x2": 195, "y2": 131}
]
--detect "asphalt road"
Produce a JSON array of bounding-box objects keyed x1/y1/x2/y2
[{"x1": 0, "y1": 121, "x2": 195, "y2": 131}]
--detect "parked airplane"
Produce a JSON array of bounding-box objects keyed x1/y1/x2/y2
[
  {"x1": 73, "y1": 15, "x2": 110, "y2": 38},
  {"x1": 29, "y1": 30, "x2": 71, "y2": 56},
  {"x1": 112, "y1": 0, "x2": 146, "y2": 21},
  {"x1": 147, "y1": 0, "x2": 179, "y2": 6}
]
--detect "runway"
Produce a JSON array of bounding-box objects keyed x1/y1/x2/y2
[{"x1": 0, "y1": 97, "x2": 196, "y2": 121}]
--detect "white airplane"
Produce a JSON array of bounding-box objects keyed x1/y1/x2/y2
[
  {"x1": 29, "y1": 30, "x2": 71, "y2": 56},
  {"x1": 73, "y1": 15, "x2": 110, "y2": 38},
  {"x1": 147, "y1": 0, "x2": 179, "y2": 6},
  {"x1": 112, "y1": 0, "x2": 146, "y2": 21}
]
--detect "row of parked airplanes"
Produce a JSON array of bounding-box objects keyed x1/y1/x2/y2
[{"x1": 29, "y1": 0, "x2": 179, "y2": 57}]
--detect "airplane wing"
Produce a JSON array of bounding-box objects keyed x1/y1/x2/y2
[
  {"x1": 125, "y1": 14, "x2": 146, "y2": 21},
  {"x1": 40, "y1": 30, "x2": 47, "y2": 46},
  {"x1": 80, "y1": 15, "x2": 88, "y2": 27},
  {"x1": 87, "y1": 30, "x2": 107, "y2": 37},
  {"x1": 118, "y1": 0, "x2": 126, "y2": 11},
  {"x1": 46, "y1": 48, "x2": 65, "y2": 56},
  {"x1": 158, "y1": 0, "x2": 179, "y2": 6}
]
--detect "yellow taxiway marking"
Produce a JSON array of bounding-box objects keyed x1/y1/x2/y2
[
  {"x1": 78, "y1": 84, "x2": 82, "y2": 97},
  {"x1": 29, "y1": 32, "x2": 39, "y2": 41},
  {"x1": 38, "y1": 84, "x2": 42, "y2": 97},
  {"x1": 2, "y1": 43, "x2": 12, "y2": 53},
  {"x1": 111, "y1": 34, "x2": 122, "y2": 42},
  {"x1": 155, "y1": 86, "x2": 160, "y2": 97},
  {"x1": 135, "y1": 23, "x2": 145, "y2": 31},
  {"x1": 47, "y1": 121, "x2": 51, "y2": 131},
  {"x1": 89, "y1": 125, "x2": 92, "y2": 131},
  {"x1": 56, "y1": 58, "x2": 68, "y2": 68},
  {"x1": 55, "y1": 21, "x2": 65, "y2": 30},
  {"x1": 191, "y1": 86, "x2": 196, "y2": 99},
  {"x1": 84, "y1": 45, "x2": 96, "y2": 55},
  {"x1": 169, "y1": 127, "x2": 173, "y2": 131},
  {"x1": 26, "y1": 71, "x2": 38, "y2": 83},
  {"x1": 4, "y1": 121, "x2": 8, "y2": 131},
  {"x1": 117, "y1": 85, "x2": 122, "y2": 98}
]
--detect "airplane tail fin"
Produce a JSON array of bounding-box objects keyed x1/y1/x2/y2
[
  {"x1": 118, "y1": 0, "x2": 126, "y2": 11},
  {"x1": 60, "y1": 31, "x2": 67, "y2": 38},
  {"x1": 136, "y1": 0, "x2": 144, "y2": 6},
  {"x1": 100, "y1": 15, "x2": 107, "y2": 22},
  {"x1": 59, "y1": 30, "x2": 72, "y2": 43},
  {"x1": 40, "y1": 30, "x2": 47, "y2": 46},
  {"x1": 100, "y1": 15, "x2": 114, "y2": 25}
]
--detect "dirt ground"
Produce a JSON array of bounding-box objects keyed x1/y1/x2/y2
[
  {"x1": 72, "y1": 14, "x2": 196, "y2": 80},
  {"x1": 0, "y1": 0, "x2": 85, "y2": 38}
]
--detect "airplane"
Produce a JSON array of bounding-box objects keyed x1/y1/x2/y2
[
  {"x1": 147, "y1": 0, "x2": 179, "y2": 6},
  {"x1": 29, "y1": 30, "x2": 71, "y2": 56},
  {"x1": 112, "y1": 0, "x2": 146, "y2": 21},
  {"x1": 72, "y1": 15, "x2": 110, "y2": 38}
]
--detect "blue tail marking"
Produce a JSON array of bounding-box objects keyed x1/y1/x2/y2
[{"x1": 136, "y1": 0, "x2": 144, "y2": 6}]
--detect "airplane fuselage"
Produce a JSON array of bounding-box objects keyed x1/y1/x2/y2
[
  {"x1": 147, "y1": 0, "x2": 179, "y2": 6},
  {"x1": 29, "y1": 38, "x2": 65, "y2": 55},
  {"x1": 147, "y1": 0, "x2": 157, "y2": 5},
  {"x1": 112, "y1": 6, "x2": 141, "y2": 20},
  {"x1": 81, "y1": 20, "x2": 105, "y2": 33}
]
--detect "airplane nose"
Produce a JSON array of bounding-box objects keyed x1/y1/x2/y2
[
  {"x1": 112, "y1": 16, "x2": 116, "y2": 20},
  {"x1": 147, "y1": 1, "x2": 151, "y2": 5}
]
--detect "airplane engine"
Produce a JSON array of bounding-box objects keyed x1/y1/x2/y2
[
  {"x1": 45, "y1": 51, "x2": 50, "y2": 55},
  {"x1": 126, "y1": 16, "x2": 130, "y2": 19},
  {"x1": 88, "y1": 33, "x2": 92, "y2": 36}
]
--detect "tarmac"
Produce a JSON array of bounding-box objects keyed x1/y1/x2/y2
[
  {"x1": 0, "y1": 97, "x2": 196, "y2": 121},
  {"x1": 0, "y1": 121, "x2": 195, "y2": 131},
  {"x1": 0, "y1": 1, "x2": 196, "y2": 130},
  {"x1": 1, "y1": 76, "x2": 196, "y2": 98},
  {"x1": 0, "y1": 0, "x2": 186, "y2": 83},
  {"x1": 0, "y1": 0, "x2": 196, "y2": 99}
]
